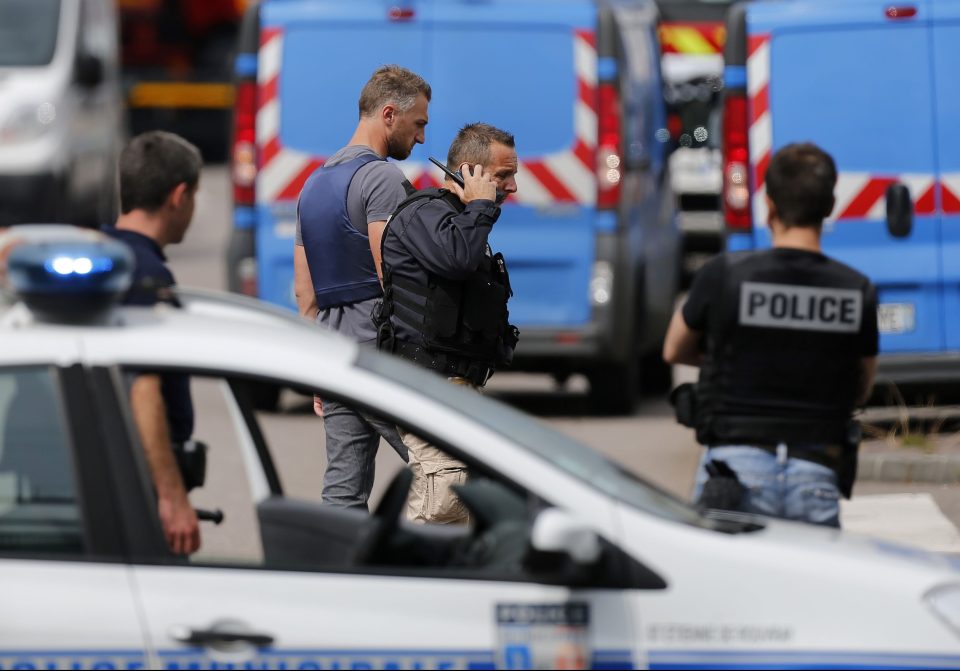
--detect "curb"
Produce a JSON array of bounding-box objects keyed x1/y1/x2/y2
[{"x1": 858, "y1": 453, "x2": 960, "y2": 484}]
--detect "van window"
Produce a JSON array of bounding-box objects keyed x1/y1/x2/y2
[{"x1": 0, "y1": 0, "x2": 61, "y2": 67}]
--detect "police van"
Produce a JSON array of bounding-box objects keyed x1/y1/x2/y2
[
  {"x1": 226, "y1": 0, "x2": 684, "y2": 413},
  {"x1": 4, "y1": 224, "x2": 960, "y2": 669},
  {"x1": 721, "y1": 0, "x2": 960, "y2": 395}
]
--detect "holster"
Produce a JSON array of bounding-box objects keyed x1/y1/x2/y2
[
  {"x1": 837, "y1": 420, "x2": 862, "y2": 500},
  {"x1": 173, "y1": 440, "x2": 207, "y2": 492},
  {"x1": 670, "y1": 383, "x2": 698, "y2": 428},
  {"x1": 697, "y1": 459, "x2": 746, "y2": 511}
]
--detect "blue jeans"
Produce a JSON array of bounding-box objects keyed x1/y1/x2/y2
[
  {"x1": 693, "y1": 445, "x2": 841, "y2": 528},
  {"x1": 321, "y1": 400, "x2": 408, "y2": 511}
]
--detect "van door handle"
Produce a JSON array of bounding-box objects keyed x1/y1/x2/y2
[{"x1": 169, "y1": 624, "x2": 275, "y2": 648}]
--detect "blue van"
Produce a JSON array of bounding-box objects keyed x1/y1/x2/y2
[
  {"x1": 721, "y1": 0, "x2": 960, "y2": 393},
  {"x1": 227, "y1": 0, "x2": 682, "y2": 413}
]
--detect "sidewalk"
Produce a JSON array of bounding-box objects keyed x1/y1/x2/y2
[{"x1": 842, "y1": 493, "x2": 960, "y2": 553}]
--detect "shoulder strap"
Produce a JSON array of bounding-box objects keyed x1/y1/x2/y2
[{"x1": 380, "y1": 188, "x2": 450, "y2": 273}]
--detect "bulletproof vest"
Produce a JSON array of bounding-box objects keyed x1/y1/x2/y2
[
  {"x1": 696, "y1": 250, "x2": 865, "y2": 446},
  {"x1": 298, "y1": 154, "x2": 383, "y2": 310},
  {"x1": 376, "y1": 188, "x2": 516, "y2": 369}
]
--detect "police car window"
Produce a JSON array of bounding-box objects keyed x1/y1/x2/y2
[
  {"x1": 0, "y1": 367, "x2": 83, "y2": 556},
  {"x1": 121, "y1": 367, "x2": 557, "y2": 578}
]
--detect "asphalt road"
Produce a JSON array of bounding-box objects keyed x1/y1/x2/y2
[{"x1": 170, "y1": 167, "x2": 960, "y2": 562}]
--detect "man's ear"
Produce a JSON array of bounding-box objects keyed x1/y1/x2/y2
[
  {"x1": 167, "y1": 182, "x2": 189, "y2": 209},
  {"x1": 381, "y1": 103, "x2": 397, "y2": 128}
]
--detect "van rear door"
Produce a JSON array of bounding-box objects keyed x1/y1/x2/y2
[
  {"x1": 424, "y1": 0, "x2": 599, "y2": 329},
  {"x1": 931, "y1": 0, "x2": 960, "y2": 351},
  {"x1": 257, "y1": 0, "x2": 599, "y2": 328},
  {"x1": 747, "y1": 0, "x2": 942, "y2": 354}
]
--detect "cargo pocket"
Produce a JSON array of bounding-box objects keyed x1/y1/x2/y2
[
  {"x1": 423, "y1": 463, "x2": 470, "y2": 525},
  {"x1": 799, "y1": 484, "x2": 841, "y2": 527}
]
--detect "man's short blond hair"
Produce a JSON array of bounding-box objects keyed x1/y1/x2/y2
[{"x1": 358, "y1": 65, "x2": 431, "y2": 118}]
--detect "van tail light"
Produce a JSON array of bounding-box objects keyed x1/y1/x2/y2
[
  {"x1": 667, "y1": 111, "x2": 683, "y2": 142},
  {"x1": 597, "y1": 82, "x2": 623, "y2": 211},
  {"x1": 722, "y1": 94, "x2": 752, "y2": 230},
  {"x1": 232, "y1": 80, "x2": 257, "y2": 207}
]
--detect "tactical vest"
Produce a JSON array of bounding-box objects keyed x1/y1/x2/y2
[
  {"x1": 375, "y1": 188, "x2": 519, "y2": 383},
  {"x1": 695, "y1": 251, "x2": 865, "y2": 447},
  {"x1": 299, "y1": 154, "x2": 383, "y2": 310}
]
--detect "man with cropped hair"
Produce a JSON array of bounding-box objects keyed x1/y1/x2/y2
[
  {"x1": 375, "y1": 123, "x2": 521, "y2": 524},
  {"x1": 104, "y1": 130, "x2": 204, "y2": 554},
  {"x1": 664, "y1": 142, "x2": 878, "y2": 527},
  {"x1": 294, "y1": 65, "x2": 431, "y2": 510}
]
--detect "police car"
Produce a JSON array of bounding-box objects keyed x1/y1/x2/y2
[{"x1": 2, "y1": 225, "x2": 960, "y2": 671}]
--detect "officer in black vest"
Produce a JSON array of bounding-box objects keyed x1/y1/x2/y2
[
  {"x1": 663, "y1": 142, "x2": 879, "y2": 528},
  {"x1": 375, "y1": 123, "x2": 520, "y2": 524}
]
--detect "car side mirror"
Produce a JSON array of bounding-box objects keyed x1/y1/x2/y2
[
  {"x1": 530, "y1": 508, "x2": 601, "y2": 565},
  {"x1": 886, "y1": 182, "x2": 913, "y2": 239},
  {"x1": 76, "y1": 53, "x2": 104, "y2": 88}
]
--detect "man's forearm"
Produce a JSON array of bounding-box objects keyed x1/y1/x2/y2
[
  {"x1": 663, "y1": 309, "x2": 703, "y2": 367},
  {"x1": 130, "y1": 375, "x2": 190, "y2": 502},
  {"x1": 293, "y1": 243, "x2": 319, "y2": 319}
]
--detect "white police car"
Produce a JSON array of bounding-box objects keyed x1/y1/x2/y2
[{"x1": 1, "y1": 225, "x2": 960, "y2": 671}]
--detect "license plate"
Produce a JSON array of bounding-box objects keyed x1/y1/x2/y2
[{"x1": 878, "y1": 303, "x2": 915, "y2": 334}]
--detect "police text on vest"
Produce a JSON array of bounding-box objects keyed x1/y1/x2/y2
[{"x1": 739, "y1": 282, "x2": 862, "y2": 333}]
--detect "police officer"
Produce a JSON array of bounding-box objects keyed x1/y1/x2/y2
[
  {"x1": 375, "y1": 123, "x2": 520, "y2": 524},
  {"x1": 663, "y1": 142, "x2": 879, "y2": 528},
  {"x1": 103, "y1": 131, "x2": 203, "y2": 554},
  {"x1": 294, "y1": 65, "x2": 430, "y2": 510}
]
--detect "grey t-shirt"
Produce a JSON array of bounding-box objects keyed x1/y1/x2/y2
[
  {"x1": 295, "y1": 145, "x2": 408, "y2": 242},
  {"x1": 296, "y1": 145, "x2": 408, "y2": 345}
]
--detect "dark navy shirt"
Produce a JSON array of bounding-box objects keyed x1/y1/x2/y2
[{"x1": 102, "y1": 227, "x2": 194, "y2": 444}]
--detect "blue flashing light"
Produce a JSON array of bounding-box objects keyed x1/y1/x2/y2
[
  {"x1": 44, "y1": 255, "x2": 115, "y2": 276},
  {"x1": 1, "y1": 226, "x2": 135, "y2": 322}
]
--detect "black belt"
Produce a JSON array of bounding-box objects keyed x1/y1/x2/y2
[
  {"x1": 393, "y1": 341, "x2": 493, "y2": 386},
  {"x1": 733, "y1": 443, "x2": 844, "y2": 472}
]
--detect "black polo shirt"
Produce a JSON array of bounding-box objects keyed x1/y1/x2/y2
[{"x1": 103, "y1": 227, "x2": 194, "y2": 444}]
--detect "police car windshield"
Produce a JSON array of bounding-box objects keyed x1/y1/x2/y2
[
  {"x1": 357, "y1": 349, "x2": 709, "y2": 528},
  {"x1": 0, "y1": 0, "x2": 60, "y2": 67}
]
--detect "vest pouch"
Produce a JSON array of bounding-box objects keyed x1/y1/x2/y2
[
  {"x1": 670, "y1": 383, "x2": 698, "y2": 428},
  {"x1": 425, "y1": 280, "x2": 461, "y2": 339},
  {"x1": 462, "y1": 277, "x2": 506, "y2": 339}
]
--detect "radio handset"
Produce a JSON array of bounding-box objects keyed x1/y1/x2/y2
[{"x1": 428, "y1": 157, "x2": 505, "y2": 203}]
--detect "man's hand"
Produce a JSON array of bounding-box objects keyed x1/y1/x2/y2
[
  {"x1": 313, "y1": 394, "x2": 324, "y2": 417},
  {"x1": 158, "y1": 492, "x2": 201, "y2": 555},
  {"x1": 451, "y1": 163, "x2": 497, "y2": 204}
]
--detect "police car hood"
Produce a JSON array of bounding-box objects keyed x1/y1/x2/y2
[
  {"x1": 760, "y1": 515, "x2": 960, "y2": 578},
  {"x1": 620, "y1": 504, "x2": 960, "y2": 600}
]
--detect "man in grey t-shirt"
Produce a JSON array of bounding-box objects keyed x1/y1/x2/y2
[{"x1": 294, "y1": 66, "x2": 431, "y2": 510}]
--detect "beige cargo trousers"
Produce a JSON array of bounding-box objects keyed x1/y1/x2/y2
[{"x1": 399, "y1": 376, "x2": 477, "y2": 524}]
